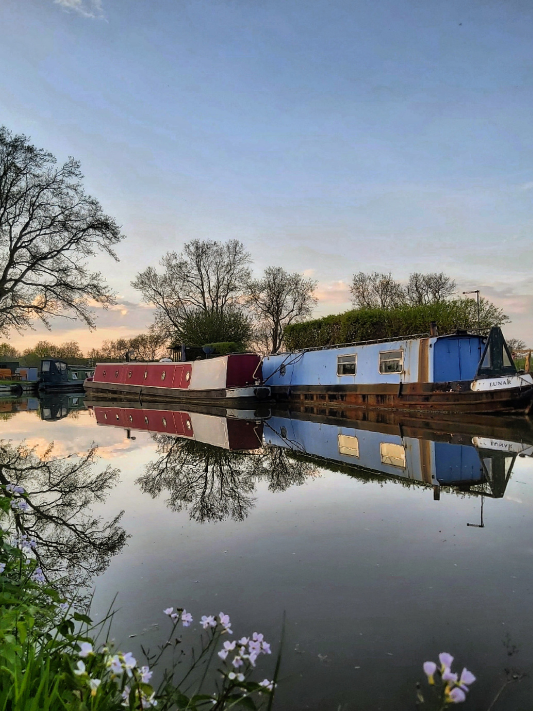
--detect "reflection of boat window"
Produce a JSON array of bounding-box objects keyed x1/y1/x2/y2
[
  {"x1": 379, "y1": 350, "x2": 403, "y2": 374},
  {"x1": 62, "y1": 407, "x2": 68, "y2": 416},
  {"x1": 72, "y1": 398, "x2": 78, "y2": 405},
  {"x1": 337, "y1": 354, "x2": 357, "y2": 376},
  {"x1": 380, "y1": 442, "x2": 406, "y2": 467},
  {"x1": 42, "y1": 361, "x2": 50, "y2": 372},
  {"x1": 43, "y1": 408, "x2": 52, "y2": 419},
  {"x1": 338, "y1": 434, "x2": 360, "y2": 457}
]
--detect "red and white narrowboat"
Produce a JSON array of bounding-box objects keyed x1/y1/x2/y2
[{"x1": 84, "y1": 353, "x2": 270, "y2": 404}]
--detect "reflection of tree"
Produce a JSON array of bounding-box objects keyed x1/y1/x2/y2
[
  {"x1": 0, "y1": 440, "x2": 127, "y2": 594},
  {"x1": 136, "y1": 435, "x2": 318, "y2": 523}
]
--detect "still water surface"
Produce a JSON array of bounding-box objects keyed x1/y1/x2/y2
[{"x1": 2, "y1": 394, "x2": 533, "y2": 709}]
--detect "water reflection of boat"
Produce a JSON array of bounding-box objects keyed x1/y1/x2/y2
[
  {"x1": 89, "y1": 401, "x2": 264, "y2": 451},
  {"x1": 87, "y1": 399, "x2": 532, "y2": 501},
  {"x1": 265, "y1": 411, "x2": 532, "y2": 498},
  {"x1": 39, "y1": 393, "x2": 86, "y2": 421}
]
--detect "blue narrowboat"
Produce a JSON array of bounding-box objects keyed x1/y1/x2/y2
[{"x1": 263, "y1": 327, "x2": 533, "y2": 415}]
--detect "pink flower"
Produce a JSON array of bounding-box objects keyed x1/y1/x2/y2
[
  {"x1": 448, "y1": 687, "x2": 466, "y2": 704},
  {"x1": 458, "y1": 668, "x2": 476, "y2": 690},
  {"x1": 439, "y1": 653, "x2": 454, "y2": 670},
  {"x1": 423, "y1": 661, "x2": 437, "y2": 684}
]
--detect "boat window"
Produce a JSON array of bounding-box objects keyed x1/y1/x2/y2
[
  {"x1": 41, "y1": 361, "x2": 50, "y2": 372},
  {"x1": 71, "y1": 372, "x2": 78, "y2": 380},
  {"x1": 337, "y1": 354, "x2": 357, "y2": 376},
  {"x1": 55, "y1": 362, "x2": 66, "y2": 371},
  {"x1": 379, "y1": 350, "x2": 403, "y2": 374},
  {"x1": 42, "y1": 408, "x2": 51, "y2": 419},
  {"x1": 338, "y1": 434, "x2": 359, "y2": 457},
  {"x1": 380, "y1": 442, "x2": 406, "y2": 468}
]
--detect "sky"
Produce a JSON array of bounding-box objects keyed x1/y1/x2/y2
[{"x1": 2, "y1": 0, "x2": 533, "y2": 351}]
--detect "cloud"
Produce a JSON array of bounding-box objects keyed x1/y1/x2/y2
[
  {"x1": 520, "y1": 182, "x2": 533, "y2": 192},
  {"x1": 54, "y1": 0, "x2": 104, "y2": 19},
  {"x1": 314, "y1": 280, "x2": 352, "y2": 306}
]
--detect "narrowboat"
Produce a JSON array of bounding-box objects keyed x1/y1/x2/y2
[
  {"x1": 89, "y1": 402, "x2": 264, "y2": 451},
  {"x1": 38, "y1": 359, "x2": 94, "y2": 392},
  {"x1": 83, "y1": 353, "x2": 270, "y2": 405},
  {"x1": 263, "y1": 327, "x2": 533, "y2": 415}
]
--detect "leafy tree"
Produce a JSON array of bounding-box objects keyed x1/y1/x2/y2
[
  {"x1": 88, "y1": 331, "x2": 168, "y2": 362},
  {"x1": 0, "y1": 342, "x2": 19, "y2": 357},
  {"x1": 21, "y1": 340, "x2": 85, "y2": 366},
  {"x1": 245, "y1": 266, "x2": 317, "y2": 353},
  {"x1": 171, "y1": 307, "x2": 253, "y2": 349},
  {"x1": 0, "y1": 127, "x2": 124, "y2": 335},
  {"x1": 406, "y1": 272, "x2": 456, "y2": 305},
  {"x1": 350, "y1": 272, "x2": 406, "y2": 309},
  {"x1": 132, "y1": 239, "x2": 252, "y2": 336}
]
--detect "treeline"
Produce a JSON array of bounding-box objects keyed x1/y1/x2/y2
[
  {"x1": 284, "y1": 298, "x2": 508, "y2": 351},
  {"x1": 0, "y1": 333, "x2": 168, "y2": 366}
]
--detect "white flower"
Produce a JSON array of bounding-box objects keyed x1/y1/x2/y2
[
  {"x1": 79, "y1": 642, "x2": 93, "y2": 657},
  {"x1": 140, "y1": 690, "x2": 158, "y2": 708},
  {"x1": 122, "y1": 652, "x2": 136, "y2": 677},
  {"x1": 31, "y1": 568, "x2": 45, "y2": 583},
  {"x1": 140, "y1": 665, "x2": 153, "y2": 683},
  {"x1": 163, "y1": 607, "x2": 174, "y2": 616},
  {"x1": 88, "y1": 678, "x2": 101, "y2": 696},
  {"x1": 238, "y1": 637, "x2": 249, "y2": 645},
  {"x1": 252, "y1": 632, "x2": 264, "y2": 642},
  {"x1": 259, "y1": 679, "x2": 274, "y2": 691},
  {"x1": 439, "y1": 653, "x2": 454, "y2": 670},
  {"x1": 74, "y1": 660, "x2": 86, "y2": 676},
  {"x1": 182, "y1": 610, "x2": 193, "y2": 627},
  {"x1": 218, "y1": 649, "x2": 229, "y2": 660},
  {"x1": 448, "y1": 687, "x2": 466, "y2": 703},
  {"x1": 201, "y1": 615, "x2": 216, "y2": 629},
  {"x1": 121, "y1": 685, "x2": 131, "y2": 705},
  {"x1": 170, "y1": 613, "x2": 179, "y2": 620},
  {"x1": 228, "y1": 671, "x2": 237, "y2": 680},
  {"x1": 423, "y1": 661, "x2": 437, "y2": 684},
  {"x1": 109, "y1": 655, "x2": 123, "y2": 676},
  {"x1": 0, "y1": 563, "x2": 5, "y2": 574},
  {"x1": 223, "y1": 641, "x2": 236, "y2": 651},
  {"x1": 59, "y1": 602, "x2": 69, "y2": 611},
  {"x1": 232, "y1": 656, "x2": 243, "y2": 668},
  {"x1": 458, "y1": 668, "x2": 476, "y2": 690}
]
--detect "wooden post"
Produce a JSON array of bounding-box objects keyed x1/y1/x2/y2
[{"x1": 526, "y1": 350, "x2": 531, "y2": 373}]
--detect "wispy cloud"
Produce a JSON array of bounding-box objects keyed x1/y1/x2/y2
[
  {"x1": 54, "y1": 0, "x2": 104, "y2": 19},
  {"x1": 519, "y1": 181, "x2": 533, "y2": 191}
]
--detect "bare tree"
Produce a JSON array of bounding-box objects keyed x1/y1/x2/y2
[
  {"x1": 406, "y1": 272, "x2": 456, "y2": 305},
  {"x1": 132, "y1": 239, "x2": 252, "y2": 336},
  {"x1": 0, "y1": 440, "x2": 127, "y2": 596},
  {"x1": 0, "y1": 127, "x2": 124, "y2": 335},
  {"x1": 245, "y1": 267, "x2": 317, "y2": 353},
  {"x1": 350, "y1": 272, "x2": 405, "y2": 309}
]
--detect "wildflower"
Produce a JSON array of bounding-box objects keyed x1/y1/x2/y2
[
  {"x1": 122, "y1": 652, "x2": 137, "y2": 677},
  {"x1": 109, "y1": 655, "x2": 123, "y2": 676},
  {"x1": 79, "y1": 642, "x2": 93, "y2": 657},
  {"x1": 252, "y1": 632, "x2": 264, "y2": 642},
  {"x1": 0, "y1": 563, "x2": 5, "y2": 574},
  {"x1": 248, "y1": 640, "x2": 262, "y2": 655},
  {"x1": 182, "y1": 610, "x2": 193, "y2": 626},
  {"x1": 163, "y1": 607, "x2": 174, "y2": 616},
  {"x1": 423, "y1": 661, "x2": 437, "y2": 684},
  {"x1": 6, "y1": 483, "x2": 24, "y2": 494},
  {"x1": 442, "y1": 668, "x2": 458, "y2": 683},
  {"x1": 121, "y1": 686, "x2": 131, "y2": 705},
  {"x1": 74, "y1": 660, "x2": 86, "y2": 676},
  {"x1": 201, "y1": 615, "x2": 217, "y2": 629},
  {"x1": 448, "y1": 687, "x2": 466, "y2": 704},
  {"x1": 218, "y1": 649, "x2": 229, "y2": 660},
  {"x1": 458, "y1": 668, "x2": 476, "y2": 691},
  {"x1": 262, "y1": 641, "x2": 271, "y2": 654},
  {"x1": 228, "y1": 672, "x2": 245, "y2": 682},
  {"x1": 59, "y1": 602, "x2": 69, "y2": 611},
  {"x1": 140, "y1": 665, "x2": 153, "y2": 683},
  {"x1": 170, "y1": 612, "x2": 179, "y2": 620},
  {"x1": 88, "y1": 678, "x2": 101, "y2": 696},
  {"x1": 238, "y1": 637, "x2": 249, "y2": 646},
  {"x1": 259, "y1": 679, "x2": 274, "y2": 691},
  {"x1": 223, "y1": 641, "x2": 236, "y2": 651},
  {"x1": 439, "y1": 653, "x2": 454, "y2": 671},
  {"x1": 140, "y1": 690, "x2": 158, "y2": 708},
  {"x1": 11, "y1": 500, "x2": 28, "y2": 512},
  {"x1": 31, "y1": 568, "x2": 45, "y2": 583},
  {"x1": 219, "y1": 612, "x2": 232, "y2": 633},
  {"x1": 232, "y1": 656, "x2": 244, "y2": 668}
]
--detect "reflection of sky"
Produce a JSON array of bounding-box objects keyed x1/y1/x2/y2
[{"x1": 4, "y1": 406, "x2": 533, "y2": 709}]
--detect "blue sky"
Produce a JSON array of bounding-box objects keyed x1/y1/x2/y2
[{"x1": 3, "y1": 0, "x2": 533, "y2": 350}]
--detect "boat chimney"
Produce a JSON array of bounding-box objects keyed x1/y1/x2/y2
[{"x1": 429, "y1": 322, "x2": 438, "y2": 337}]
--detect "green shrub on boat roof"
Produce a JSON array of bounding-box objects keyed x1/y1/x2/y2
[{"x1": 283, "y1": 299, "x2": 509, "y2": 351}]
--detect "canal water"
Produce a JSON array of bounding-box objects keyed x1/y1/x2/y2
[{"x1": 2, "y1": 394, "x2": 533, "y2": 710}]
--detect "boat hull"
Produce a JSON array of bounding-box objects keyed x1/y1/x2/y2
[{"x1": 270, "y1": 380, "x2": 533, "y2": 415}]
